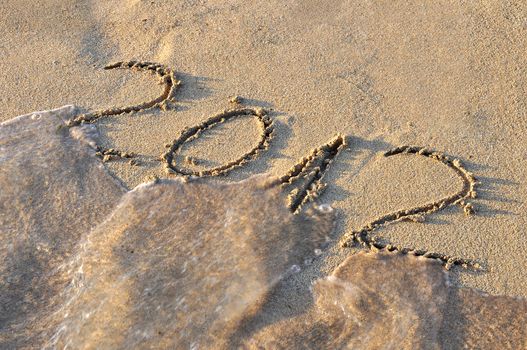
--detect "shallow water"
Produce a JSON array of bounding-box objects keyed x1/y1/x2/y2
[
  {"x1": 0, "y1": 107, "x2": 525, "y2": 349},
  {"x1": 51, "y1": 175, "x2": 334, "y2": 349},
  {"x1": 0, "y1": 106, "x2": 125, "y2": 348},
  {"x1": 244, "y1": 252, "x2": 527, "y2": 349}
]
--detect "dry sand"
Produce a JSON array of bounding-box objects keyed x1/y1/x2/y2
[{"x1": 1, "y1": 0, "x2": 526, "y2": 348}]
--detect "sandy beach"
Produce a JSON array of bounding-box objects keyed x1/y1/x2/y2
[{"x1": 1, "y1": 0, "x2": 526, "y2": 348}]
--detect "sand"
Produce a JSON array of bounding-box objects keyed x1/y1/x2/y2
[
  {"x1": 1, "y1": 107, "x2": 524, "y2": 348},
  {"x1": 1, "y1": 0, "x2": 526, "y2": 348}
]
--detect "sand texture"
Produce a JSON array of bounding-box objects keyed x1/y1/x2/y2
[
  {"x1": 1, "y1": 0, "x2": 527, "y2": 348},
  {"x1": 1, "y1": 0, "x2": 526, "y2": 297},
  {"x1": 1, "y1": 108, "x2": 525, "y2": 349}
]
